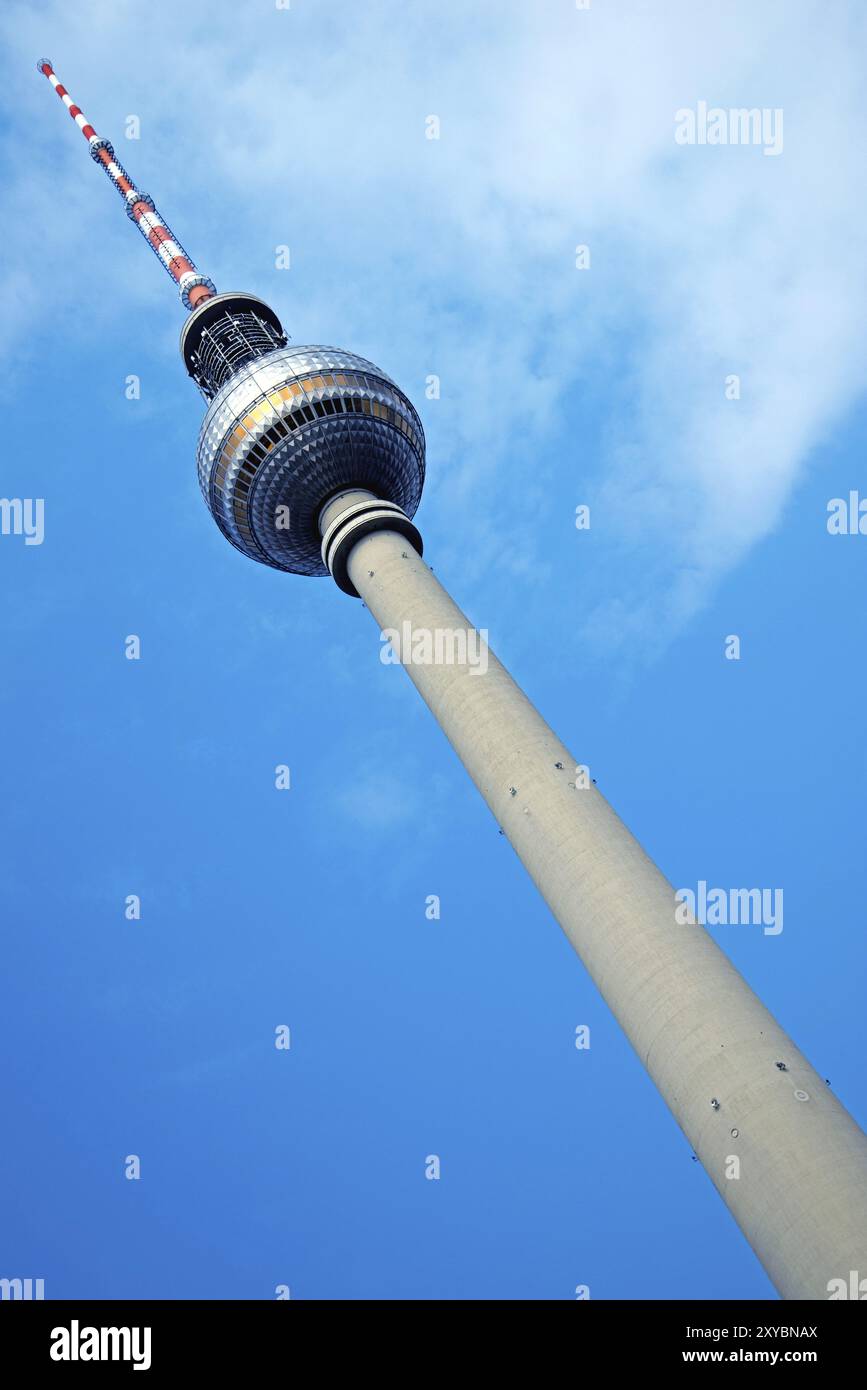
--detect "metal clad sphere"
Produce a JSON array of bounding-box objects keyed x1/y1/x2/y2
[{"x1": 196, "y1": 345, "x2": 425, "y2": 574}]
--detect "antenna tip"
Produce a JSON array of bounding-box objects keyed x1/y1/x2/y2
[{"x1": 36, "y1": 59, "x2": 53, "y2": 75}]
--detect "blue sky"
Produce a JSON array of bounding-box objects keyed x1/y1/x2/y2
[{"x1": 1, "y1": 0, "x2": 865, "y2": 1299}]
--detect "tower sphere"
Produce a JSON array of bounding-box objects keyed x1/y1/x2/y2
[{"x1": 184, "y1": 294, "x2": 426, "y2": 575}]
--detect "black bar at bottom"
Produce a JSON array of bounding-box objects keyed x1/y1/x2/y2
[{"x1": 0, "y1": 1297, "x2": 861, "y2": 1373}]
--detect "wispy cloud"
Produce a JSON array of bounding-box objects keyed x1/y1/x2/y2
[
  {"x1": 6, "y1": 0, "x2": 866, "y2": 650},
  {"x1": 332, "y1": 765, "x2": 422, "y2": 832}
]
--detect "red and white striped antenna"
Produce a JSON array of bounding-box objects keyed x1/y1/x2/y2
[{"x1": 37, "y1": 59, "x2": 216, "y2": 312}]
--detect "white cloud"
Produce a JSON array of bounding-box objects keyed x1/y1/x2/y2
[
  {"x1": 6, "y1": 0, "x2": 866, "y2": 647},
  {"x1": 333, "y1": 765, "x2": 421, "y2": 832}
]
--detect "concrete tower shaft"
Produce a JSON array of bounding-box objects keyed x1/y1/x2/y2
[{"x1": 320, "y1": 492, "x2": 867, "y2": 1301}]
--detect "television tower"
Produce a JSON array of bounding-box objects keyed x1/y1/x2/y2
[{"x1": 38, "y1": 60, "x2": 867, "y2": 1300}]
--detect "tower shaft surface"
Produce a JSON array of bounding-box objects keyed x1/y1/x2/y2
[{"x1": 331, "y1": 506, "x2": 867, "y2": 1301}]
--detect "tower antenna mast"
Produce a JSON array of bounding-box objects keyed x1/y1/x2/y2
[{"x1": 36, "y1": 59, "x2": 216, "y2": 311}]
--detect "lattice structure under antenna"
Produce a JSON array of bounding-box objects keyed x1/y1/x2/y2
[{"x1": 181, "y1": 294, "x2": 289, "y2": 400}]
